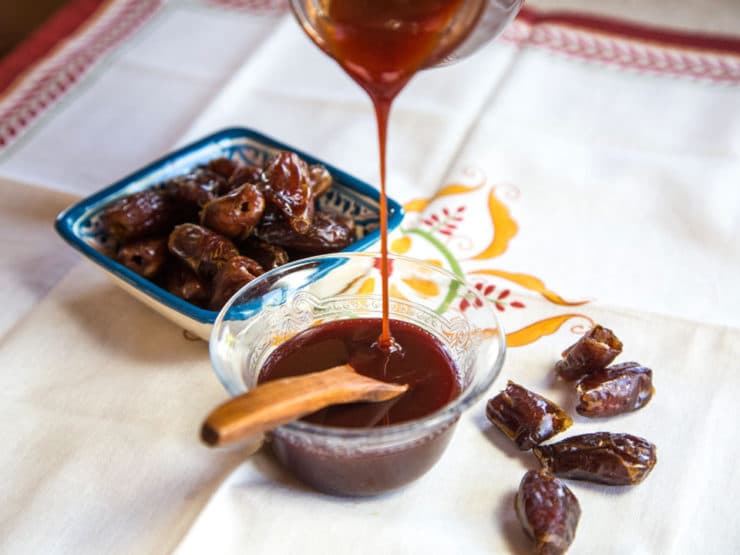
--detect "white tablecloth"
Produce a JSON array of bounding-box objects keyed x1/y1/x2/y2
[{"x1": 1, "y1": 1, "x2": 739, "y2": 553}]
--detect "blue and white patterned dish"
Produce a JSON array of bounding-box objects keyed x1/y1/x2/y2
[{"x1": 55, "y1": 127, "x2": 404, "y2": 339}]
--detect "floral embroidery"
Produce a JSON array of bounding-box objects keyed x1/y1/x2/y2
[
  {"x1": 460, "y1": 282, "x2": 526, "y2": 313},
  {"x1": 392, "y1": 169, "x2": 591, "y2": 347}
]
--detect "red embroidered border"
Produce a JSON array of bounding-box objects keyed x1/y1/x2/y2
[
  {"x1": 0, "y1": 0, "x2": 163, "y2": 149},
  {"x1": 0, "y1": 2, "x2": 738, "y2": 152},
  {"x1": 516, "y1": 8, "x2": 740, "y2": 55},
  {"x1": 0, "y1": 0, "x2": 106, "y2": 96},
  {"x1": 500, "y1": 7, "x2": 740, "y2": 83}
]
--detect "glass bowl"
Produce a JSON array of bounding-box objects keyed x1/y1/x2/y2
[{"x1": 210, "y1": 252, "x2": 506, "y2": 496}]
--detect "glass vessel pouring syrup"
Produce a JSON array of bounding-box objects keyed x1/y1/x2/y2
[{"x1": 289, "y1": 0, "x2": 523, "y2": 348}]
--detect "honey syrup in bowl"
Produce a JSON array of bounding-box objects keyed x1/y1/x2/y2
[
  {"x1": 259, "y1": 318, "x2": 461, "y2": 428},
  {"x1": 210, "y1": 253, "x2": 506, "y2": 496}
]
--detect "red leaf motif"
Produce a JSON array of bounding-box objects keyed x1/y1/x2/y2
[
  {"x1": 373, "y1": 257, "x2": 394, "y2": 275},
  {"x1": 483, "y1": 284, "x2": 495, "y2": 296},
  {"x1": 510, "y1": 301, "x2": 525, "y2": 309},
  {"x1": 459, "y1": 298, "x2": 470, "y2": 311},
  {"x1": 457, "y1": 206, "x2": 465, "y2": 213},
  {"x1": 442, "y1": 207, "x2": 450, "y2": 216},
  {"x1": 439, "y1": 229, "x2": 453, "y2": 236},
  {"x1": 498, "y1": 289, "x2": 510, "y2": 300},
  {"x1": 475, "y1": 282, "x2": 484, "y2": 291},
  {"x1": 495, "y1": 303, "x2": 505, "y2": 312},
  {"x1": 430, "y1": 213, "x2": 440, "y2": 222}
]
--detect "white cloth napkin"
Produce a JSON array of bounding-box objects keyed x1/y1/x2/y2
[
  {"x1": 0, "y1": 263, "x2": 262, "y2": 554},
  {"x1": 0, "y1": 2, "x2": 739, "y2": 554},
  {"x1": 0, "y1": 1, "x2": 284, "y2": 196},
  {"x1": 171, "y1": 12, "x2": 740, "y2": 555},
  {"x1": 173, "y1": 304, "x2": 740, "y2": 555},
  {"x1": 0, "y1": 179, "x2": 79, "y2": 338},
  {"x1": 183, "y1": 17, "x2": 740, "y2": 329}
]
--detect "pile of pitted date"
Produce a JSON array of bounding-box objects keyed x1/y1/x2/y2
[
  {"x1": 99, "y1": 152, "x2": 355, "y2": 311},
  {"x1": 486, "y1": 325, "x2": 657, "y2": 555}
]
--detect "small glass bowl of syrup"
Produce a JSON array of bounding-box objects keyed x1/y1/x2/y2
[{"x1": 210, "y1": 252, "x2": 506, "y2": 496}]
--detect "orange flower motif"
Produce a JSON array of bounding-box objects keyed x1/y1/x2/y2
[{"x1": 399, "y1": 170, "x2": 591, "y2": 347}]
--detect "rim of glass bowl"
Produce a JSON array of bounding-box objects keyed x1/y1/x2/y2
[{"x1": 209, "y1": 252, "x2": 506, "y2": 441}]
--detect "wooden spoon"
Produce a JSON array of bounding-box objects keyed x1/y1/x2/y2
[{"x1": 201, "y1": 364, "x2": 408, "y2": 447}]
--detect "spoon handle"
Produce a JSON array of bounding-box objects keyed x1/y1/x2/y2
[{"x1": 201, "y1": 364, "x2": 408, "y2": 447}]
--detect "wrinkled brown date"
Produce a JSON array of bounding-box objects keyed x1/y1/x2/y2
[
  {"x1": 255, "y1": 211, "x2": 354, "y2": 254},
  {"x1": 534, "y1": 432, "x2": 657, "y2": 486},
  {"x1": 206, "y1": 157, "x2": 239, "y2": 180},
  {"x1": 100, "y1": 189, "x2": 180, "y2": 242},
  {"x1": 308, "y1": 163, "x2": 332, "y2": 197},
  {"x1": 515, "y1": 469, "x2": 581, "y2": 555},
  {"x1": 226, "y1": 165, "x2": 264, "y2": 193},
  {"x1": 200, "y1": 184, "x2": 265, "y2": 241},
  {"x1": 168, "y1": 223, "x2": 239, "y2": 279},
  {"x1": 209, "y1": 255, "x2": 263, "y2": 309},
  {"x1": 555, "y1": 325, "x2": 623, "y2": 381},
  {"x1": 239, "y1": 237, "x2": 289, "y2": 271},
  {"x1": 101, "y1": 152, "x2": 353, "y2": 310},
  {"x1": 116, "y1": 237, "x2": 168, "y2": 279},
  {"x1": 164, "y1": 262, "x2": 209, "y2": 306},
  {"x1": 262, "y1": 151, "x2": 314, "y2": 234},
  {"x1": 576, "y1": 362, "x2": 654, "y2": 418},
  {"x1": 165, "y1": 168, "x2": 225, "y2": 209},
  {"x1": 486, "y1": 381, "x2": 573, "y2": 450}
]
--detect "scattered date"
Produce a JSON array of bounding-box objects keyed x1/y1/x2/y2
[
  {"x1": 576, "y1": 362, "x2": 654, "y2": 417},
  {"x1": 504, "y1": 326, "x2": 657, "y2": 553},
  {"x1": 515, "y1": 469, "x2": 581, "y2": 555},
  {"x1": 555, "y1": 325, "x2": 623, "y2": 381},
  {"x1": 533, "y1": 432, "x2": 657, "y2": 486},
  {"x1": 486, "y1": 381, "x2": 572, "y2": 450}
]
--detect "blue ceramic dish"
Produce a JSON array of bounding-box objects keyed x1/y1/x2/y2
[{"x1": 55, "y1": 127, "x2": 404, "y2": 339}]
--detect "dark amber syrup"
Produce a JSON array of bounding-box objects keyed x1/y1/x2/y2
[{"x1": 259, "y1": 318, "x2": 460, "y2": 427}]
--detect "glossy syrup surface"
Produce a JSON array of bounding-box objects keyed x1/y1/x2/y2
[{"x1": 259, "y1": 318, "x2": 461, "y2": 428}]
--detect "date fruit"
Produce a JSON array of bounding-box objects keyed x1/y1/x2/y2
[
  {"x1": 165, "y1": 262, "x2": 209, "y2": 306},
  {"x1": 576, "y1": 362, "x2": 654, "y2": 418},
  {"x1": 555, "y1": 325, "x2": 623, "y2": 381},
  {"x1": 308, "y1": 163, "x2": 332, "y2": 197},
  {"x1": 256, "y1": 211, "x2": 354, "y2": 254},
  {"x1": 206, "y1": 157, "x2": 239, "y2": 180},
  {"x1": 487, "y1": 381, "x2": 573, "y2": 450},
  {"x1": 209, "y1": 256, "x2": 263, "y2": 309},
  {"x1": 515, "y1": 469, "x2": 581, "y2": 555},
  {"x1": 200, "y1": 184, "x2": 266, "y2": 241},
  {"x1": 116, "y1": 237, "x2": 168, "y2": 279},
  {"x1": 100, "y1": 189, "x2": 180, "y2": 242},
  {"x1": 534, "y1": 432, "x2": 657, "y2": 486},
  {"x1": 239, "y1": 237, "x2": 289, "y2": 271},
  {"x1": 165, "y1": 168, "x2": 225, "y2": 209},
  {"x1": 168, "y1": 223, "x2": 239, "y2": 279},
  {"x1": 227, "y1": 165, "x2": 264, "y2": 193},
  {"x1": 262, "y1": 151, "x2": 314, "y2": 234}
]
